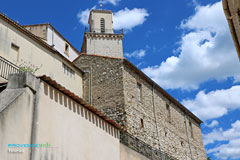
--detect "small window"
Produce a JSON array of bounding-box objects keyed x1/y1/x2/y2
[
  {"x1": 137, "y1": 83, "x2": 142, "y2": 102},
  {"x1": 140, "y1": 118, "x2": 144, "y2": 129},
  {"x1": 189, "y1": 121, "x2": 194, "y2": 138},
  {"x1": 62, "y1": 63, "x2": 75, "y2": 78},
  {"x1": 11, "y1": 43, "x2": 20, "y2": 61},
  {"x1": 100, "y1": 18, "x2": 105, "y2": 33},
  {"x1": 11, "y1": 43, "x2": 19, "y2": 51},
  {"x1": 166, "y1": 104, "x2": 171, "y2": 121},
  {"x1": 64, "y1": 43, "x2": 69, "y2": 55}
]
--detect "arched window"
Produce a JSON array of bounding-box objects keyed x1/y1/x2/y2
[{"x1": 100, "y1": 18, "x2": 105, "y2": 33}]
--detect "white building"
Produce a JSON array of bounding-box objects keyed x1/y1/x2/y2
[{"x1": 24, "y1": 23, "x2": 80, "y2": 61}]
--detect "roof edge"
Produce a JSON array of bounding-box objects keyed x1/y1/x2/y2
[
  {"x1": 74, "y1": 54, "x2": 203, "y2": 124},
  {"x1": 123, "y1": 59, "x2": 203, "y2": 124},
  {"x1": 22, "y1": 23, "x2": 81, "y2": 55},
  {"x1": 0, "y1": 12, "x2": 83, "y2": 74},
  {"x1": 39, "y1": 75, "x2": 124, "y2": 130},
  {"x1": 222, "y1": 0, "x2": 240, "y2": 61}
]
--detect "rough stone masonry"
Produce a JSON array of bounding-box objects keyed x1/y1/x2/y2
[{"x1": 74, "y1": 54, "x2": 207, "y2": 160}]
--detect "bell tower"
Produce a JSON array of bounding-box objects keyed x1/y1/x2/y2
[
  {"x1": 81, "y1": 10, "x2": 124, "y2": 58},
  {"x1": 89, "y1": 10, "x2": 114, "y2": 34}
]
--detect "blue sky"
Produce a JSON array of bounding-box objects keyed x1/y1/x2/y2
[{"x1": 1, "y1": 0, "x2": 240, "y2": 159}]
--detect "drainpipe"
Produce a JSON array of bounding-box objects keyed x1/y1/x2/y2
[
  {"x1": 152, "y1": 84, "x2": 162, "y2": 157},
  {"x1": 30, "y1": 80, "x2": 40, "y2": 160},
  {"x1": 84, "y1": 65, "x2": 92, "y2": 104},
  {"x1": 184, "y1": 112, "x2": 194, "y2": 160}
]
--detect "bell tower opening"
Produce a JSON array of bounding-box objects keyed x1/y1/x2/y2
[
  {"x1": 100, "y1": 18, "x2": 105, "y2": 33},
  {"x1": 88, "y1": 10, "x2": 114, "y2": 34}
]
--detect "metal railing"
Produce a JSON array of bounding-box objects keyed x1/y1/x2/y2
[
  {"x1": 85, "y1": 27, "x2": 124, "y2": 34},
  {"x1": 0, "y1": 56, "x2": 19, "y2": 80},
  {"x1": 120, "y1": 131, "x2": 177, "y2": 160}
]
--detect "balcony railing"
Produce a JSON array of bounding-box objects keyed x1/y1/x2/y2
[
  {"x1": 85, "y1": 27, "x2": 124, "y2": 34},
  {"x1": 120, "y1": 131, "x2": 177, "y2": 160},
  {"x1": 0, "y1": 56, "x2": 19, "y2": 80}
]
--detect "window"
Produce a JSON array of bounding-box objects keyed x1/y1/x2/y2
[
  {"x1": 62, "y1": 63, "x2": 75, "y2": 78},
  {"x1": 137, "y1": 82, "x2": 142, "y2": 102},
  {"x1": 64, "y1": 43, "x2": 69, "y2": 55},
  {"x1": 11, "y1": 43, "x2": 19, "y2": 51},
  {"x1": 140, "y1": 118, "x2": 144, "y2": 129},
  {"x1": 11, "y1": 42, "x2": 20, "y2": 61},
  {"x1": 100, "y1": 18, "x2": 105, "y2": 33},
  {"x1": 166, "y1": 104, "x2": 171, "y2": 122},
  {"x1": 189, "y1": 121, "x2": 194, "y2": 138}
]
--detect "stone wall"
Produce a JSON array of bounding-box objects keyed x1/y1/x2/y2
[
  {"x1": 74, "y1": 55, "x2": 126, "y2": 126},
  {"x1": 122, "y1": 63, "x2": 206, "y2": 160},
  {"x1": 74, "y1": 55, "x2": 207, "y2": 160},
  {"x1": 123, "y1": 65, "x2": 159, "y2": 148}
]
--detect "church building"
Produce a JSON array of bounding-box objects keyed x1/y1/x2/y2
[{"x1": 0, "y1": 9, "x2": 207, "y2": 160}]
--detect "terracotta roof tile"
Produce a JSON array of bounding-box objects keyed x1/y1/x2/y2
[{"x1": 39, "y1": 75, "x2": 124, "y2": 130}]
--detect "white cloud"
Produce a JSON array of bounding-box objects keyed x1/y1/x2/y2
[
  {"x1": 125, "y1": 49, "x2": 146, "y2": 59},
  {"x1": 142, "y1": 2, "x2": 240, "y2": 90},
  {"x1": 204, "y1": 121, "x2": 240, "y2": 159},
  {"x1": 205, "y1": 120, "x2": 219, "y2": 128},
  {"x1": 99, "y1": 0, "x2": 120, "y2": 6},
  {"x1": 114, "y1": 8, "x2": 149, "y2": 30},
  {"x1": 77, "y1": 6, "x2": 96, "y2": 26},
  {"x1": 77, "y1": 7, "x2": 149, "y2": 31},
  {"x1": 182, "y1": 85, "x2": 240, "y2": 121}
]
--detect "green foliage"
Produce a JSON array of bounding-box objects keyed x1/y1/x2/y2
[
  {"x1": 207, "y1": 157, "x2": 211, "y2": 160},
  {"x1": 19, "y1": 61, "x2": 41, "y2": 74}
]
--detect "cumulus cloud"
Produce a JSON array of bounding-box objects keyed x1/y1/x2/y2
[
  {"x1": 113, "y1": 8, "x2": 149, "y2": 30},
  {"x1": 77, "y1": 8, "x2": 149, "y2": 31},
  {"x1": 182, "y1": 85, "x2": 240, "y2": 121},
  {"x1": 125, "y1": 49, "x2": 146, "y2": 59},
  {"x1": 77, "y1": 6, "x2": 96, "y2": 26},
  {"x1": 142, "y1": 2, "x2": 240, "y2": 90},
  {"x1": 99, "y1": 0, "x2": 120, "y2": 6},
  {"x1": 205, "y1": 120, "x2": 219, "y2": 128},
  {"x1": 204, "y1": 121, "x2": 240, "y2": 159}
]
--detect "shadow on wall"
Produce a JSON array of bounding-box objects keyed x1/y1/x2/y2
[{"x1": 43, "y1": 82, "x2": 119, "y2": 138}]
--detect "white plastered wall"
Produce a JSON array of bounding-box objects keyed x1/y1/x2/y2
[
  {"x1": 0, "y1": 18, "x2": 83, "y2": 97},
  {"x1": 33, "y1": 81, "x2": 120, "y2": 160}
]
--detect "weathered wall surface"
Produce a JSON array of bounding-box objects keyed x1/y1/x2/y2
[
  {"x1": 0, "y1": 73, "x2": 121, "y2": 160},
  {"x1": 222, "y1": 0, "x2": 240, "y2": 60},
  {"x1": 123, "y1": 63, "x2": 206, "y2": 160},
  {"x1": 24, "y1": 24, "x2": 79, "y2": 61},
  {"x1": 75, "y1": 55, "x2": 206, "y2": 160},
  {"x1": 90, "y1": 11, "x2": 113, "y2": 33},
  {"x1": 123, "y1": 65, "x2": 158, "y2": 148},
  {"x1": 47, "y1": 27, "x2": 79, "y2": 61},
  {"x1": 0, "y1": 87, "x2": 35, "y2": 160},
  {"x1": 85, "y1": 33, "x2": 123, "y2": 58},
  {"x1": 120, "y1": 144, "x2": 150, "y2": 160},
  {"x1": 0, "y1": 18, "x2": 83, "y2": 97},
  {"x1": 74, "y1": 55, "x2": 126, "y2": 126},
  {"x1": 24, "y1": 25, "x2": 48, "y2": 41},
  {"x1": 34, "y1": 81, "x2": 120, "y2": 160}
]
